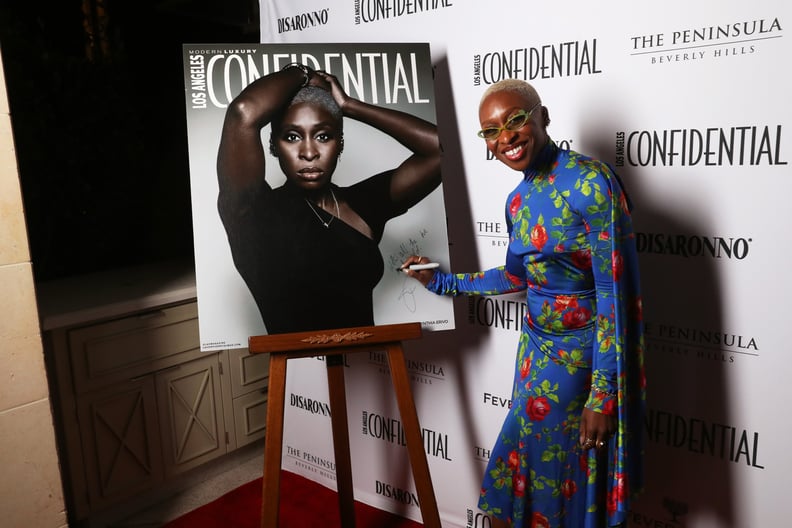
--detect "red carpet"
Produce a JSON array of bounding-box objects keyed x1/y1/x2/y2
[{"x1": 164, "y1": 470, "x2": 425, "y2": 528}]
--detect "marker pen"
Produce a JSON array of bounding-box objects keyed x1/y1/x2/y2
[{"x1": 400, "y1": 262, "x2": 440, "y2": 271}]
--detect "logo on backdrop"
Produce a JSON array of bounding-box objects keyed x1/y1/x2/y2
[
  {"x1": 474, "y1": 445, "x2": 492, "y2": 463},
  {"x1": 375, "y1": 480, "x2": 420, "y2": 507},
  {"x1": 361, "y1": 410, "x2": 453, "y2": 460},
  {"x1": 285, "y1": 444, "x2": 337, "y2": 479},
  {"x1": 472, "y1": 39, "x2": 601, "y2": 86},
  {"x1": 615, "y1": 126, "x2": 787, "y2": 168},
  {"x1": 290, "y1": 392, "x2": 332, "y2": 417},
  {"x1": 366, "y1": 350, "x2": 446, "y2": 385},
  {"x1": 636, "y1": 232, "x2": 753, "y2": 260},
  {"x1": 644, "y1": 320, "x2": 759, "y2": 364},
  {"x1": 629, "y1": 17, "x2": 783, "y2": 65},
  {"x1": 645, "y1": 407, "x2": 765, "y2": 469},
  {"x1": 466, "y1": 509, "x2": 494, "y2": 528},
  {"x1": 185, "y1": 47, "x2": 432, "y2": 109},
  {"x1": 483, "y1": 391, "x2": 512, "y2": 410},
  {"x1": 353, "y1": 0, "x2": 454, "y2": 25},
  {"x1": 468, "y1": 296, "x2": 527, "y2": 333},
  {"x1": 276, "y1": 8, "x2": 330, "y2": 33},
  {"x1": 629, "y1": 501, "x2": 689, "y2": 528},
  {"x1": 662, "y1": 497, "x2": 690, "y2": 525}
]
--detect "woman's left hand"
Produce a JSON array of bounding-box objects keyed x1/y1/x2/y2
[
  {"x1": 312, "y1": 71, "x2": 350, "y2": 111},
  {"x1": 579, "y1": 408, "x2": 616, "y2": 452}
]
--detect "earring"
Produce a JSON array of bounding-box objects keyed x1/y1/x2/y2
[{"x1": 338, "y1": 137, "x2": 344, "y2": 155}]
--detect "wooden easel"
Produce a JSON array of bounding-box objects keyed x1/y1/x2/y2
[{"x1": 248, "y1": 322, "x2": 441, "y2": 528}]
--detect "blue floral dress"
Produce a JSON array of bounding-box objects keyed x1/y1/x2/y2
[{"x1": 427, "y1": 141, "x2": 645, "y2": 527}]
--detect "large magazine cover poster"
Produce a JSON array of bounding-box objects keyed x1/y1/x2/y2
[{"x1": 182, "y1": 43, "x2": 454, "y2": 350}]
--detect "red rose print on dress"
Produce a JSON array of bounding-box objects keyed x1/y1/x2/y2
[
  {"x1": 571, "y1": 248, "x2": 592, "y2": 270},
  {"x1": 579, "y1": 454, "x2": 590, "y2": 476},
  {"x1": 612, "y1": 250, "x2": 624, "y2": 281},
  {"x1": 526, "y1": 395, "x2": 551, "y2": 421},
  {"x1": 560, "y1": 479, "x2": 577, "y2": 499},
  {"x1": 513, "y1": 473, "x2": 526, "y2": 498},
  {"x1": 531, "y1": 511, "x2": 550, "y2": 528},
  {"x1": 606, "y1": 472, "x2": 628, "y2": 514},
  {"x1": 618, "y1": 189, "x2": 630, "y2": 215},
  {"x1": 509, "y1": 193, "x2": 522, "y2": 217},
  {"x1": 553, "y1": 294, "x2": 578, "y2": 311},
  {"x1": 612, "y1": 472, "x2": 627, "y2": 502},
  {"x1": 562, "y1": 306, "x2": 592, "y2": 329},
  {"x1": 530, "y1": 223, "x2": 548, "y2": 252},
  {"x1": 607, "y1": 490, "x2": 619, "y2": 516},
  {"x1": 519, "y1": 355, "x2": 532, "y2": 379},
  {"x1": 508, "y1": 450, "x2": 519, "y2": 470},
  {"x1": 505, "y1": 270, "x2": 524, "y2": 288}
]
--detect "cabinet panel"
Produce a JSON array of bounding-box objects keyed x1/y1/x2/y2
[
  {"x1": 228, "y1": 347, "x2": 269, "y2": 398},
  {"x1": 156, "y1": 353, "x2": 227, "y2": 476},
  {"x1": 47, "y1": 298, "x2": 270, "y2": 523},
  {"x1": 232, "y1": 389, "x2": 268, "y2": 448},
  {"x1": 76, "y1": 376, "x2": 164, "y2": 510},
  {"x1": 69, "y1": 303, "x2": 199, "y2": 393}
]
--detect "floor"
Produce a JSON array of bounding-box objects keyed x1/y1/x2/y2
[{"x1": 110, "y1": 442, "x2": 265, "y2": 527}]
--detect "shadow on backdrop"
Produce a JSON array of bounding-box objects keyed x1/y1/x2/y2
[{"x1": 583, "y1": 103, "x2": 735, "y2": 527}]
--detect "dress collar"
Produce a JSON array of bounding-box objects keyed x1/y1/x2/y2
[{"x1": 523, "y1": 139, "x2": 558, "y2": 180}]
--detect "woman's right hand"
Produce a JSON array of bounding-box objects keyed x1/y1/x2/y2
[{"x1": 400, "y1": 255, "x2": 436, "y2": 287}]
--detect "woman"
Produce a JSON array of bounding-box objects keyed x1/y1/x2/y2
[
  {"x1": 403, "y1": 79, "x2": 645, "y2": 527},
  {"x1": 218, "y1": 63, "x2": 441, "y2": 334}
]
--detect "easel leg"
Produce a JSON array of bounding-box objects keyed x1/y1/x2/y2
[
  {"x1": 386, "y1": 344, "x2": 441, "y2": 528},
  {"x1": 326, "y1": 354, "x2": 356, "y2": 528},
  {"x1": 261, "y1": 354, "x2": 287, "y2": 528}
]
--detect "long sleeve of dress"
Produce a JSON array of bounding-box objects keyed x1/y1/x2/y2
[
  {"x1": 426, "y1": 260, "x2": 527, "y2": 297},
  {"x1": 571, "y1": 160, "x2": 630, "y2": 413},
  {"x1": 556, "y1": 153, "x2": 646, "y2": 522}
]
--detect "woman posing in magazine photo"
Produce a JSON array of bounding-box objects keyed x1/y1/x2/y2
[{"x1": 217, "y1": 62, "x2": 442, "y2": 334}]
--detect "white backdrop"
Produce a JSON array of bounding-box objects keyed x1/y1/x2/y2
[{"x1": 258, "y1": 2, "x2": 790, "y2": 526}]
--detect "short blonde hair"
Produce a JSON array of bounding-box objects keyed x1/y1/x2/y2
[{"x1": 480, "y1": 79, "x2": 541, "y2": 109}]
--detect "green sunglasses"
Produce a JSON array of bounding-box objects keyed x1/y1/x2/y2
[{"x1": 477, "y1": 101, "x2": 542, "y2": 140}]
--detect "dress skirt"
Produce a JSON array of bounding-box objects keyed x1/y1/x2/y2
[{"x1": 478, "y1": 331, "x2": 615, "y2": 528}]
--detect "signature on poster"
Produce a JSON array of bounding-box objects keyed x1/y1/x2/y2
[{"x1": 389, "y1": 229, "x2": 430, "y2": 313}]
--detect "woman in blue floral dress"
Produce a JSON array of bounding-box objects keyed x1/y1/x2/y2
[{"x1": 403, "y1": 79, "x2": 645, "y2": 527}]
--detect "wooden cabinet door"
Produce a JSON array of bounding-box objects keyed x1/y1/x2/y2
[
  {"x1": 77, "y1": 375, "x2": 164, "y2": 510},
  {"x1": 232, "y1": 388, "x2": 268, "y2": 448},
  {"x1": 156, "y1": 353, "x2": 227, "y2": 477},
  {"x1": 227, "y1": 348, "x2": 269, "y2": 398},
  {"x1": 68, "y1": 303, "x2": 200, "y2": 394},
  {"x1": 227, "y1": 348, "x2": 269, "y2": 447}
]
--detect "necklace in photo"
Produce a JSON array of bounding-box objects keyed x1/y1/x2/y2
[{"x1": 305, "y1": 189, "x2": 340, "y2": 228}]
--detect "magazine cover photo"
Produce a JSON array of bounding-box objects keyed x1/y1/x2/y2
[{"x1": 182, "y1": 42, "x2": 454, "y2": 350}]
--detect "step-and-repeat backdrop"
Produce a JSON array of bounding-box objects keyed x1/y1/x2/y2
[{"x1": 256, "y1": 1, "x2": 789, "y2": 526}]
